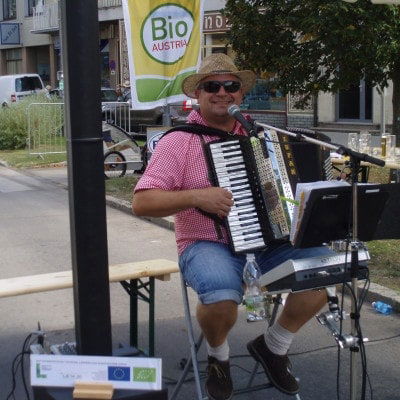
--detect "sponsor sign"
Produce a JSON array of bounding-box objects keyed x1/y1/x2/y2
[
  {"x1": 0, "y1": 23, "x2": 20, "y2": 45},
  {"x1": 30, "y1": 354, "x2": 161, "y2": 390},
  {"x1": 121, "y1": 0, "x2": 203, "y2": 109},
  {"x1": 146, "y1": 126, "x2": 169, "y2": 160}
]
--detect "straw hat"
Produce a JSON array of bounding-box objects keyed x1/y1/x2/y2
[
  {"x1": 182, "y1": 53, "x2": 256, "y2": 98},
  {"x1": 122, "y1": 80, "x2": 130, "y2": 88}
]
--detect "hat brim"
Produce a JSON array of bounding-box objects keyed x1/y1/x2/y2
[{"x1": 182, "y1": 70, "x2": 256, "y2": 98}]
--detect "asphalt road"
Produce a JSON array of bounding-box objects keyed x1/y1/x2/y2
[{"x1": 0, "y1": 165, "x2": 399, "y2": 400}]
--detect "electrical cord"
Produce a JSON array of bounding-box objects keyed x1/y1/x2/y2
[
  {"x1": 21, "y1": 334, "x2": 33, "y2": 400},
  {"x1": 6, "y1": 332, "x2": 33, "y2": 400},
  {"x1": 6, "y1": 351, "x2": 29, "y2": 400},
  {"x1": 6, "y1": 327, "x2": 45, "y2": 400},
  {"x1": 345, "y1": 280, "x2": 374, "y2": 400}
]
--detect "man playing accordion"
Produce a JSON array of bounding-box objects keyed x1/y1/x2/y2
[{"x1": 133, "y1": 53, "x2": 332, "y2": 400}]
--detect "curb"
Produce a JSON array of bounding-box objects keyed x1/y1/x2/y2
[
  {"x1": 353, "y1": 282, "x2": 400, "y2": 313},
  {"x1": 105, "y1": 194, "x2": 176, "y2": 231}
]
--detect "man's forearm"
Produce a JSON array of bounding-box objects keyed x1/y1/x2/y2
[{"x1": 132, "y1": 189, "x2": 197, "y2": 217}]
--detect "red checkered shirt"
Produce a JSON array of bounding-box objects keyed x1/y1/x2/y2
[{"x1": 134, "y1": 110, "x2": 248, "y2": 255}]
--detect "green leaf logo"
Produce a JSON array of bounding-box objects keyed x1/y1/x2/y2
[{"x1": 133, "y1": 367, "x2": 157, "y2": 383}]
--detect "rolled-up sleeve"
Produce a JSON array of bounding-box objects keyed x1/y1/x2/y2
[{"x1": 134, "y1": 132, "x2": 191, "y2": 193}]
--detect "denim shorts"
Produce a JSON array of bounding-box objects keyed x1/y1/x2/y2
[{"x1": 178, "y1": 241, "x2": 334, "y2": 305}]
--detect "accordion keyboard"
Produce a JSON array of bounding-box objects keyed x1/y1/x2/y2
[{"x1": 207, "y1": 139, "x2": 272, "y2": 253}]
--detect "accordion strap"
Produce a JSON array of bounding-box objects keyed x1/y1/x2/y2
[{"x1": 162, "y1": 123, "x2": 237, "y2": 140}]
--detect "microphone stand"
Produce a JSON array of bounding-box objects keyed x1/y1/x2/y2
[{"x1": 253, "y1": 121, "x2": 385, "y2": 400}]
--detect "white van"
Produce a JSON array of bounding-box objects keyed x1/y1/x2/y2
[{"x1": 0, "y1": 74, "x2": 46, "y2": 106}]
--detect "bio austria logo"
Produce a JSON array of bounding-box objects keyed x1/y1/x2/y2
[{"x1": 141, "y1": 3, "x2": 194, "y2": 64}]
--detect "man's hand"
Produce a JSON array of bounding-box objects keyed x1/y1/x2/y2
[{"x1": 195, "y1": 187, "x2": 234, "y2": 218}]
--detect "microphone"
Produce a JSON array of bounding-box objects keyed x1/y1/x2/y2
[{"x1": 227, "y1": 104, "x2": 257, "y2": 136}]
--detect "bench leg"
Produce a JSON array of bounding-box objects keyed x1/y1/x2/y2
[
  {"x1": 129, "y1": 279, "x2": 139, "y2": 351},
  {"x1": 121, "y1": 278, "x2": 156, "y2": 356},
  {"x1": 149, "y1": 277, "x2": 155, "y2": 357}
]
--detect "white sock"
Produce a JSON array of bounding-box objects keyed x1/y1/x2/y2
[
  {"x1": 206, "y1": 339, "x2": 229, "y2": 361},
  {"x1": 264, "y1": 322, "x2": 294, "y2": 356}
]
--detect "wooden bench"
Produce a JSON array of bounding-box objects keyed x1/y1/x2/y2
[{"x1": 0, "y1": 259, "x2": 179, "y2": 356}]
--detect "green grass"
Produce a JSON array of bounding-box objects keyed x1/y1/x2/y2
[
  {"x1": 367, "y1": 240, "x2": 400, "y2": 292},
  {"x1": 0, "y1": 149, "x2": 67, "y2": 168},
  {"x1": 105, "y1": 175, "x2": 139, "y2": 202},
  {"x1": 0, "y1": 94, "x2": 62, "y2": 151}
]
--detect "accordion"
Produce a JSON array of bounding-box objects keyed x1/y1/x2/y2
[{"x1": 204, "y1": 128, "x2": 333, "y2": 253}]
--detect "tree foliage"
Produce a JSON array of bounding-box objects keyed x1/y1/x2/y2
[{"x1": 224, "y1": 0, "x2": 400, "y2": 137}]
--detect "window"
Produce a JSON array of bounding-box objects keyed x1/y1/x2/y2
[
  {"x1": 241, "y1": 78, "x2": 286, "y2": 111},
  {"x1": 203, "y1": 33, "x2": 228, "y2": 58},
  {"x1": 3, "y1": 0, "x2": 16, "y2": 20},
  {"x1": 27, "y1": 0, "x2": 38, "y2": 16},
  {"x1": 15, "y1": 76, "x2": 43, "y2": 92},
  {"x1": 5, "y1": 48, "x2": 22, "y2": 74}
]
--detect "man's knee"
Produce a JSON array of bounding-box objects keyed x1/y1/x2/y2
[
  {"x1": 282, "y1": 290, "x2": 327, "y2": 321},
  {"x1": 199, "y1": 300, "x2": 238, "y2": 317},
  {"x1": 197, "y1": 300, "x2": 238, "y2": 325}
]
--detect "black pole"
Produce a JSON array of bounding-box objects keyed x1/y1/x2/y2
[{"x1": 60, "y1": 0, "x2": 112, "y2": 356}]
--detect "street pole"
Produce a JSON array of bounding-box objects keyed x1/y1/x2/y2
[
  {"x1": 380, "y1": 87, "x2": 386, "y2": 134},
  {"x1": 60, "y1": 0, "x2": 112, "y2": 356}
]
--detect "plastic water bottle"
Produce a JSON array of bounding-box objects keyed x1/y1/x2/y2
[
  {"x1": 243, "y1": 253, "x2": 265, "y2": 322},
  {"x1": 372, "y1": 301, "x2": 393, "y2": 315}
]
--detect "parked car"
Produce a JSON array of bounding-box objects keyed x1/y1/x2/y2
[
  {"x1": 107, "y1": 102, "x2": 200, "y2": 132},
  {"x1": 49, "y1": 87, "x2": 118, "y2": 103},
  {"x1": 0, "y1": 74, "x2": 46, "y2": 106},
  {"x1": 169, "y1": 99, "x2": 198, "y2": 125},
  {"x1": 105, "y1": 103, "x2": 164, "y2": 133}
]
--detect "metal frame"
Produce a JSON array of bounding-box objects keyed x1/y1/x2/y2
[
  {"x1": 170, "y1": 274, "x2": 302, "y2": 400},
  {"x1": 119, "y1": 277, "x2": 156, "y2": 356}
]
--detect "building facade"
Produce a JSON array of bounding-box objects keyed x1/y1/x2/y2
[{"x1": 0, "y1": 0, "x2": 392, "y2": 132}]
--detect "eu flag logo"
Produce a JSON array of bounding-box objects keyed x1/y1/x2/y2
[{"x1": 108, "y1": 366, "x2": 130, "y2": 381}]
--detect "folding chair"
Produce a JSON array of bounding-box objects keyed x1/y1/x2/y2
[{"x1": 169, "y1": 274, "x2": 302, "y2": 400}]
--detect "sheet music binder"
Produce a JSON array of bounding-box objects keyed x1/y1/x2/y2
[{"x1": 293, "y1": 184, "x2": 390, "y2": 248}]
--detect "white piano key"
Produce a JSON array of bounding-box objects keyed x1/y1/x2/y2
[
  {"x1": 212, "y1": 155, "x2": 244, "y2": 163},
  {"x1": 232, "y1": 190, "x2": 252, "y2": 198},
  {"x1": 231, "y1": 232, "x2": 263, "y2": 241},
  {"x1": 229, "y1": 184, "x2": 251, "y2": 191},
  {"x1": 235, "y1": 241, "x2": 266, "y2": 252},
  {"x1": 215, "y1": 171, "x2": 247, "y2": 179},
  {"x1": 210, "y1": 142, "x2": 240, "y2": 150},
  {"x1": 228, "y1": 218, "x2": 260, "y2": 227},
  {"x1": 218, "y1": 178, "x2": 249, "y2": 187},
  {"x1": 229, "y1": 212, "x2": 258, "y2": 221},
  {"x1": 215, "y1": 164, "x2": 246, "y2": 173},
  {"x1": 233, "y1": 238, "x2": 266, "y2": 247}
]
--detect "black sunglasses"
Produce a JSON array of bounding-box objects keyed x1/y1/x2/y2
[{"x1": 198, "y1": 80, "x2": 242, "y2": 93}]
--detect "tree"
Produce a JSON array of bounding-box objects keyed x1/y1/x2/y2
[{"x1": 224, "y1": 0, "x2": 400, "y2": 142}]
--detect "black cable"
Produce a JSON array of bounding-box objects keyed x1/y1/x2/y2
[
  {"x1": 345, "y1": 282, "x2": 373, "y2": 400},
  {"x1": 6, "y1": 352, "x2": 22, "y2": 400},
  {"x1": 6, "y1": 333, "x2": 37, "y2": 400},
  {"x1": 336, "y1": 344, "x2": 341, "y2": 400},
  {"x1": 6, "y1": 350, "x2": 30, "y2": 400},
  {"x1": 21, "y1": 334, "x2": 33, "y2": 400}
]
